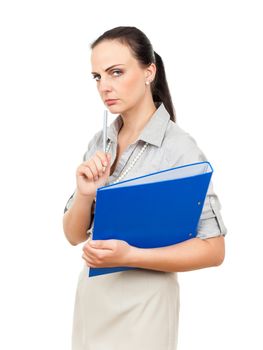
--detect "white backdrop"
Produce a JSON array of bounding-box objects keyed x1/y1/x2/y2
[{"x1": 0, "y1": 1, "x2": 262, "y2": 349}]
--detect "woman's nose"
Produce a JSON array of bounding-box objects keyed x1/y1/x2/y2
[{"x1": 98, "y1": 77, "x2": 112, "y2": 93}]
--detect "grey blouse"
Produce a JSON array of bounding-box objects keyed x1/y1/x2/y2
[{"x1": 64, "y1": 101, "x2": 227, "y2": 240}]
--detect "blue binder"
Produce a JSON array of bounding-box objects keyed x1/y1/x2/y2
[{"x1": 89, "y1": 161, "x2": 213, "y2": 277}]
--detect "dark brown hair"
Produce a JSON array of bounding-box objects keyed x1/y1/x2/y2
[{"x1": 90, "y1": 26, "x2": 176, "y2": 122}]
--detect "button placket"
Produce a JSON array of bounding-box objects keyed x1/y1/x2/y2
[{"x1": 114, "y1": 144, "x2": 136, "y2": 176}]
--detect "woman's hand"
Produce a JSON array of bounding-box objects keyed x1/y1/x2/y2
[
  {"x1": 82, "y1": 238, "x2": 135, "y2": 268},
  {"x1": 76, "y1": 151, "x2": 111, "y2": 198}
]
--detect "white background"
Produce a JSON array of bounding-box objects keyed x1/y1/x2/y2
[{"x1": 0, "y1": 1, "x2": 262, "y2": 349}]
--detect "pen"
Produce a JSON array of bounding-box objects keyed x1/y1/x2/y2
[{"x1": 103, "y1": 110, "x2": 108, "y2": 153}]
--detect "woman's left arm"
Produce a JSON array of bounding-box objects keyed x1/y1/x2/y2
[
  {"x1": 126, "y1": 235, "x2": 225, "y2": 272},
  {"x1": 82, "y1": 235, "x2": 225, "y2": 272}
]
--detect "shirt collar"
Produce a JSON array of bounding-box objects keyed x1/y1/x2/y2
[{"x1": 107, "y1": 102, "x2": 171, "y2": 147}]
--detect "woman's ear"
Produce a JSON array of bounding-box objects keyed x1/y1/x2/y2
[{"x1": 145, "y1": 62, "x2": 157, "y2": 82}]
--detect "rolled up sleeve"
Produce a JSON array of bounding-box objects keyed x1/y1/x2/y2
[
  {"x1": 173, "y1": 139, "x2": 227, "y2": 240},
  {"x1": 196, "y1": 181, "x2": 227, "y2": 239},
  {"x1": 63, "y1": 190, "x2": 76, "y2": 214}
]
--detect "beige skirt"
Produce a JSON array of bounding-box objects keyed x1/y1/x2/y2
[{"x1": 72, "y1": 263, "x2": 180, "y2": 350}]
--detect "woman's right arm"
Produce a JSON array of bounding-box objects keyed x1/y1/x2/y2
[
  {"x1": 63, "y1": 150, "x2": 111, "y2": 246},
  {"x1": 63, "y1": 191, "x2": 95, "y2": 245}
]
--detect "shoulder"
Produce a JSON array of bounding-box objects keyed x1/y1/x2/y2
[{"x1": 162, "y1": 121, "x2": 208, "y2": 166}]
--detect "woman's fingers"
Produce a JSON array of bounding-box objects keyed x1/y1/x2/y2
[
  {"x1": 81, "y1": 151, "x2": 109, "y2": 181},
  {"x1": 82, "y1": 250, "x2": 99, "y2": 267},
  {"x1": 97, "y1": 151, "x2": 109, "y2": 164},
  {"x1": 92, "y1": 155, "x2": 105, "y2": 177},
  {"x1": 94, "y1": 151, "x2": 110, "y2": 174},
  {"x1": 77, "y1": 164, "x2": 94, "y2": 181},
  {"x1": 82, "y1": 242, "x2": 97, "y2": 258},
  {"x1": 82, "y1": 253, "x2": 95, "y2": 267},
  {"x1": 78, "y1": 159, "x2": 100, "y2": 181}
]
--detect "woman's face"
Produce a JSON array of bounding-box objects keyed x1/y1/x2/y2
[{"x1": 91, "y1": 40, "x2": 154, "y2": 113}]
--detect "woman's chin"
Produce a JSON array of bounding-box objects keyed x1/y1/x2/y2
[{"x1": 106, "y1": 102, "x2": 123, "y2": 113}]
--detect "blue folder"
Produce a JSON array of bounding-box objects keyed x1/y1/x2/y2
[{"x1": 88, "y1": 161, "x2": 213, "y2": 277}]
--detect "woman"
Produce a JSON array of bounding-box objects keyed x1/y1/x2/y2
[{"x1": 63, "y1": 26, "x2": 227, "y2": 350}]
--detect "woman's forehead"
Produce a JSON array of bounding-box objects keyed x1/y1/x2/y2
[
  {"x1": 91, "y1": 41, "x2": 134, "y2": 65},
  {"x1": 91, "y1": 48, "x2": 136, "y2": 73}
]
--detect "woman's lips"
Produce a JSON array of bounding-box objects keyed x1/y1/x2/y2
[{"x1": 105, "y1": 99, "x2": 118, "y2": 106}]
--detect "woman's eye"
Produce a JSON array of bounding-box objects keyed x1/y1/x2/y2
[
  {"x1": 112, "y1": 70, "x2": 122, "y2": 76},
  {"x1": 92, "y1": 70, "x2": 122, "y2": 81},
  {"x1": 92, "y1": 75, "x2": 100, "y2": 81}
]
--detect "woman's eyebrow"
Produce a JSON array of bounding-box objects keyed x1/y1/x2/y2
[{"x1": 91, "y1": 64, "x2": 125, "y2": 74}]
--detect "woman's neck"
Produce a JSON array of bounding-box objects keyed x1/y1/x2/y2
[{"x1": 119, "y1": 99, "x2": 157, "y2": 139}]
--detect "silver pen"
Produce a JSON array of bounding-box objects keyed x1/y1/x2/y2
[{"x1": 103, "y1": 109, "x2": 108, "y2": 153}]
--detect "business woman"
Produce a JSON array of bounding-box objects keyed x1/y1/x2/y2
[{"x1": 63, "y1": 26, "x2": 227, "y2": 350}]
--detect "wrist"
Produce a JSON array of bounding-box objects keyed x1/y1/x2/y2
[
  {"x1": 126, "y1": 246, "x2": 144, "y2": 267},
  {"x1": 74, "y1": 190, "x2": 95, "y2": 207}
]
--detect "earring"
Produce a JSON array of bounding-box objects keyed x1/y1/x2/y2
[{"x1": 145, "y1": 81, "x2": 150, "y2": 85}]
